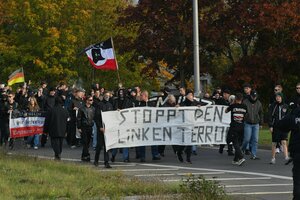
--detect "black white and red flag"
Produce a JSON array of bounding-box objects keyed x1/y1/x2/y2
[{"x1": 85, "y1": 38, "x2": 118, "y2": 70}]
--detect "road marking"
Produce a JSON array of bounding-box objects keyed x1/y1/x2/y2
[
  {"x1": 229, "y1": 191, "x2": 293, "y2": 195},
  {"x1": 225, "y1": 183, "x2": 293, "y2": 188},
  {"x1": 140, "y1": 163, "x2": 292, "y2": 180},
  {"x1": 102, "y1": 168, "x2": 179, "y2": 172},
  {"x1": 163, "y1": 177, "x2": 271, "y2": 182},
  {"x1": 135, "y1": 172, "x2": 225, "y2": 177},
  {"x1": 135, "y1": 174, "x2": 175, "y2": 177},
  {"x1": 177, "y1": 172, "x2": 225, "y2": 176}
]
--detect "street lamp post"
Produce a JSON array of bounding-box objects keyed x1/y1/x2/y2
[{"x1": 193, "y1": 0, "x2": 200, "y2": 97}]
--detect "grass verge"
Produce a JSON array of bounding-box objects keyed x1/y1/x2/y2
[
  {"x1": 0, "y1": 151, "x2": 229, "y2": 200},
  {"x1": 0, "y1": 151, "x2": 178, "y2": 199}
]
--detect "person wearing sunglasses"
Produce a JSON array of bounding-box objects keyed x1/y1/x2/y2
[
  {"x1": 1, "y1": 92, "x2": 19, "y2": 148},
  {"x1": 77, "y1": 95, "x2": 95, "y2": 162}
]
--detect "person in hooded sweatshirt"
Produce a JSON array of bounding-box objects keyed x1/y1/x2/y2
[
  {"x1": 276, "y1": 98, "x2": 300, "y2": 200},
  {"x1": 268, "y1": 92, "x2": 290, "y2": 164}
]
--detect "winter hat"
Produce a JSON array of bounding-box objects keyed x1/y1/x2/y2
[{"x1": 275, "y1": 92, "x2": 283, "y2": 99}]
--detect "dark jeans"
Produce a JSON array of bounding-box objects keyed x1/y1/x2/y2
[
  {"x1": 227, "y1": 125, "x2": 244, "y2": 161},
  {"x1": 293, "y1": 154, "x2": 300, "y2": 200},
  {"x1": 51, "y1": 137, "x2": 64, "y2": 158},
  {"x1": 138, "y1": 145, "x2": 160, "y2": 160},
  {"x1": 81, "y1": 126, "x2": 92, "y2": 159},
  {"x1": 173, "y1": 145, "x2": 192, "y2": 161},
  {"x1": 67, "y1": 119, "x2": 77, "y2": 146},
  {"x1": 0, "y1": 122, "x2": 9, "y2": 145},
  {"x1": 94, "y1": 129, "x2": 109, "y2": 163}
]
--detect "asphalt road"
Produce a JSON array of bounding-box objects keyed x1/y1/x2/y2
[{"x1": 7, "y1": 139, "x2": 293, "y2": 200}]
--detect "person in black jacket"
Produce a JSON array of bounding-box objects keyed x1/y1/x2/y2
[
  {"x1": 43, "y1": 96, "x2": 69, "y2": 160},
  {"x1": 41, "y1": 87, "x2": 57, "y2": 147},
  {"x1": 176, "y1": 90, "x2": 201, "y2": 164},
  {"x1": 68, "y1": 88, "x2": 84, "y2": 148},
  {"x1": 225, "y1": 93, "x2": 247, "y2": 166},
  {"x1": 111, "y1": 88, "x2": 133, "y2": 162},
  {"x1": 0, "y1": 92, "x2": 18, "y2": 147},
  {"x1": 77, "y1": 95, "x2": 95, "y2": 162},
  {"x1": 277, "y1": 98, "x2": 300, "y2": 200},
  {"x1": 268, "y1": 93, "x2": 290, "y2": 164},
  {"x1": 94, "y1": 91, "x2": 112, "y2": 168},
  {"x1": 289, "y1": 83, "x2": 300, "y2": 112}
]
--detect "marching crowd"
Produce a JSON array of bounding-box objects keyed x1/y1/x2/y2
[{"x1": 1, "y1": 81, "x2": 300, "y2": 169}]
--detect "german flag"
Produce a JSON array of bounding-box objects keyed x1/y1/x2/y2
[{"x1": 8, "y1": 68, "x2": 25, "y2": 86}]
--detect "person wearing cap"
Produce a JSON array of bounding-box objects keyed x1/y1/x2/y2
[
  {"x1": 268, "y1": 92, "x2": 290, "y2": 164},
  {"x1": 242, "y1": 90, "x2": 263, "y2": 160},
  {"x1": 242, "y1": 83, "x2": 252, "y2": 100}
]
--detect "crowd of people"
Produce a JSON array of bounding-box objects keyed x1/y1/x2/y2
[{"x1": 0, "y1": 81, "x2": 300, "y2": 169}]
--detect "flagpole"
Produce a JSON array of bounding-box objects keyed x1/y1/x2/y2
[{"x1": 110, "y1": 37, "x2": 122, "y2": 86}]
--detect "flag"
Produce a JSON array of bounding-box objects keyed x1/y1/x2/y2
[
  {"x1": 8, "y1": 68, "x2": 25, "y2": 86},
  {"x1": 85, "y1": 38, "x2": 118, "y2": 70}
]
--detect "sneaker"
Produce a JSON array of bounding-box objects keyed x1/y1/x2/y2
[
  {"x1": 123, "y1": 159, "x2": 130, "y2": 163},
  {"x1": 250, "y1": 156, "x2": 260, "y2": 160},
  {"x1": 275, "y1": 148, "x2": 280, "y2": 154},
  {"x1": 34, "y1": 146, "x2": 38, "y2": 150},
  {"x1": 176, "y1": 152, "x2": 183, "y2": 163},
  {"x1": 270, "y1": 158, "x2": 276, "y2": 164},
  {"x1": 284, "y1": 157, "x2": 290, "y2": 161},
  {"x1": 93, "y1": 161, "x2": 99, "y2": 166},
  {"x1": 70, "y1": 145, "x2": 76, "y2": 149},
  {"x1": 232, "y1": 160, "x2": 239, "y2": 165},
  {"x1": 237, "y1": 158, "x2": 246, "y2": 166}
]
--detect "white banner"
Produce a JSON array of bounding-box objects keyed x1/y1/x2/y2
[{"x1": 102, "y1": 105, "x2": 230, "y2": 151}]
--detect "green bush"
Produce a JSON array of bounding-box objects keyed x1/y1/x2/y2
[{"x1": 179, "y1": 175, "x2": 228, "y2": 200}]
